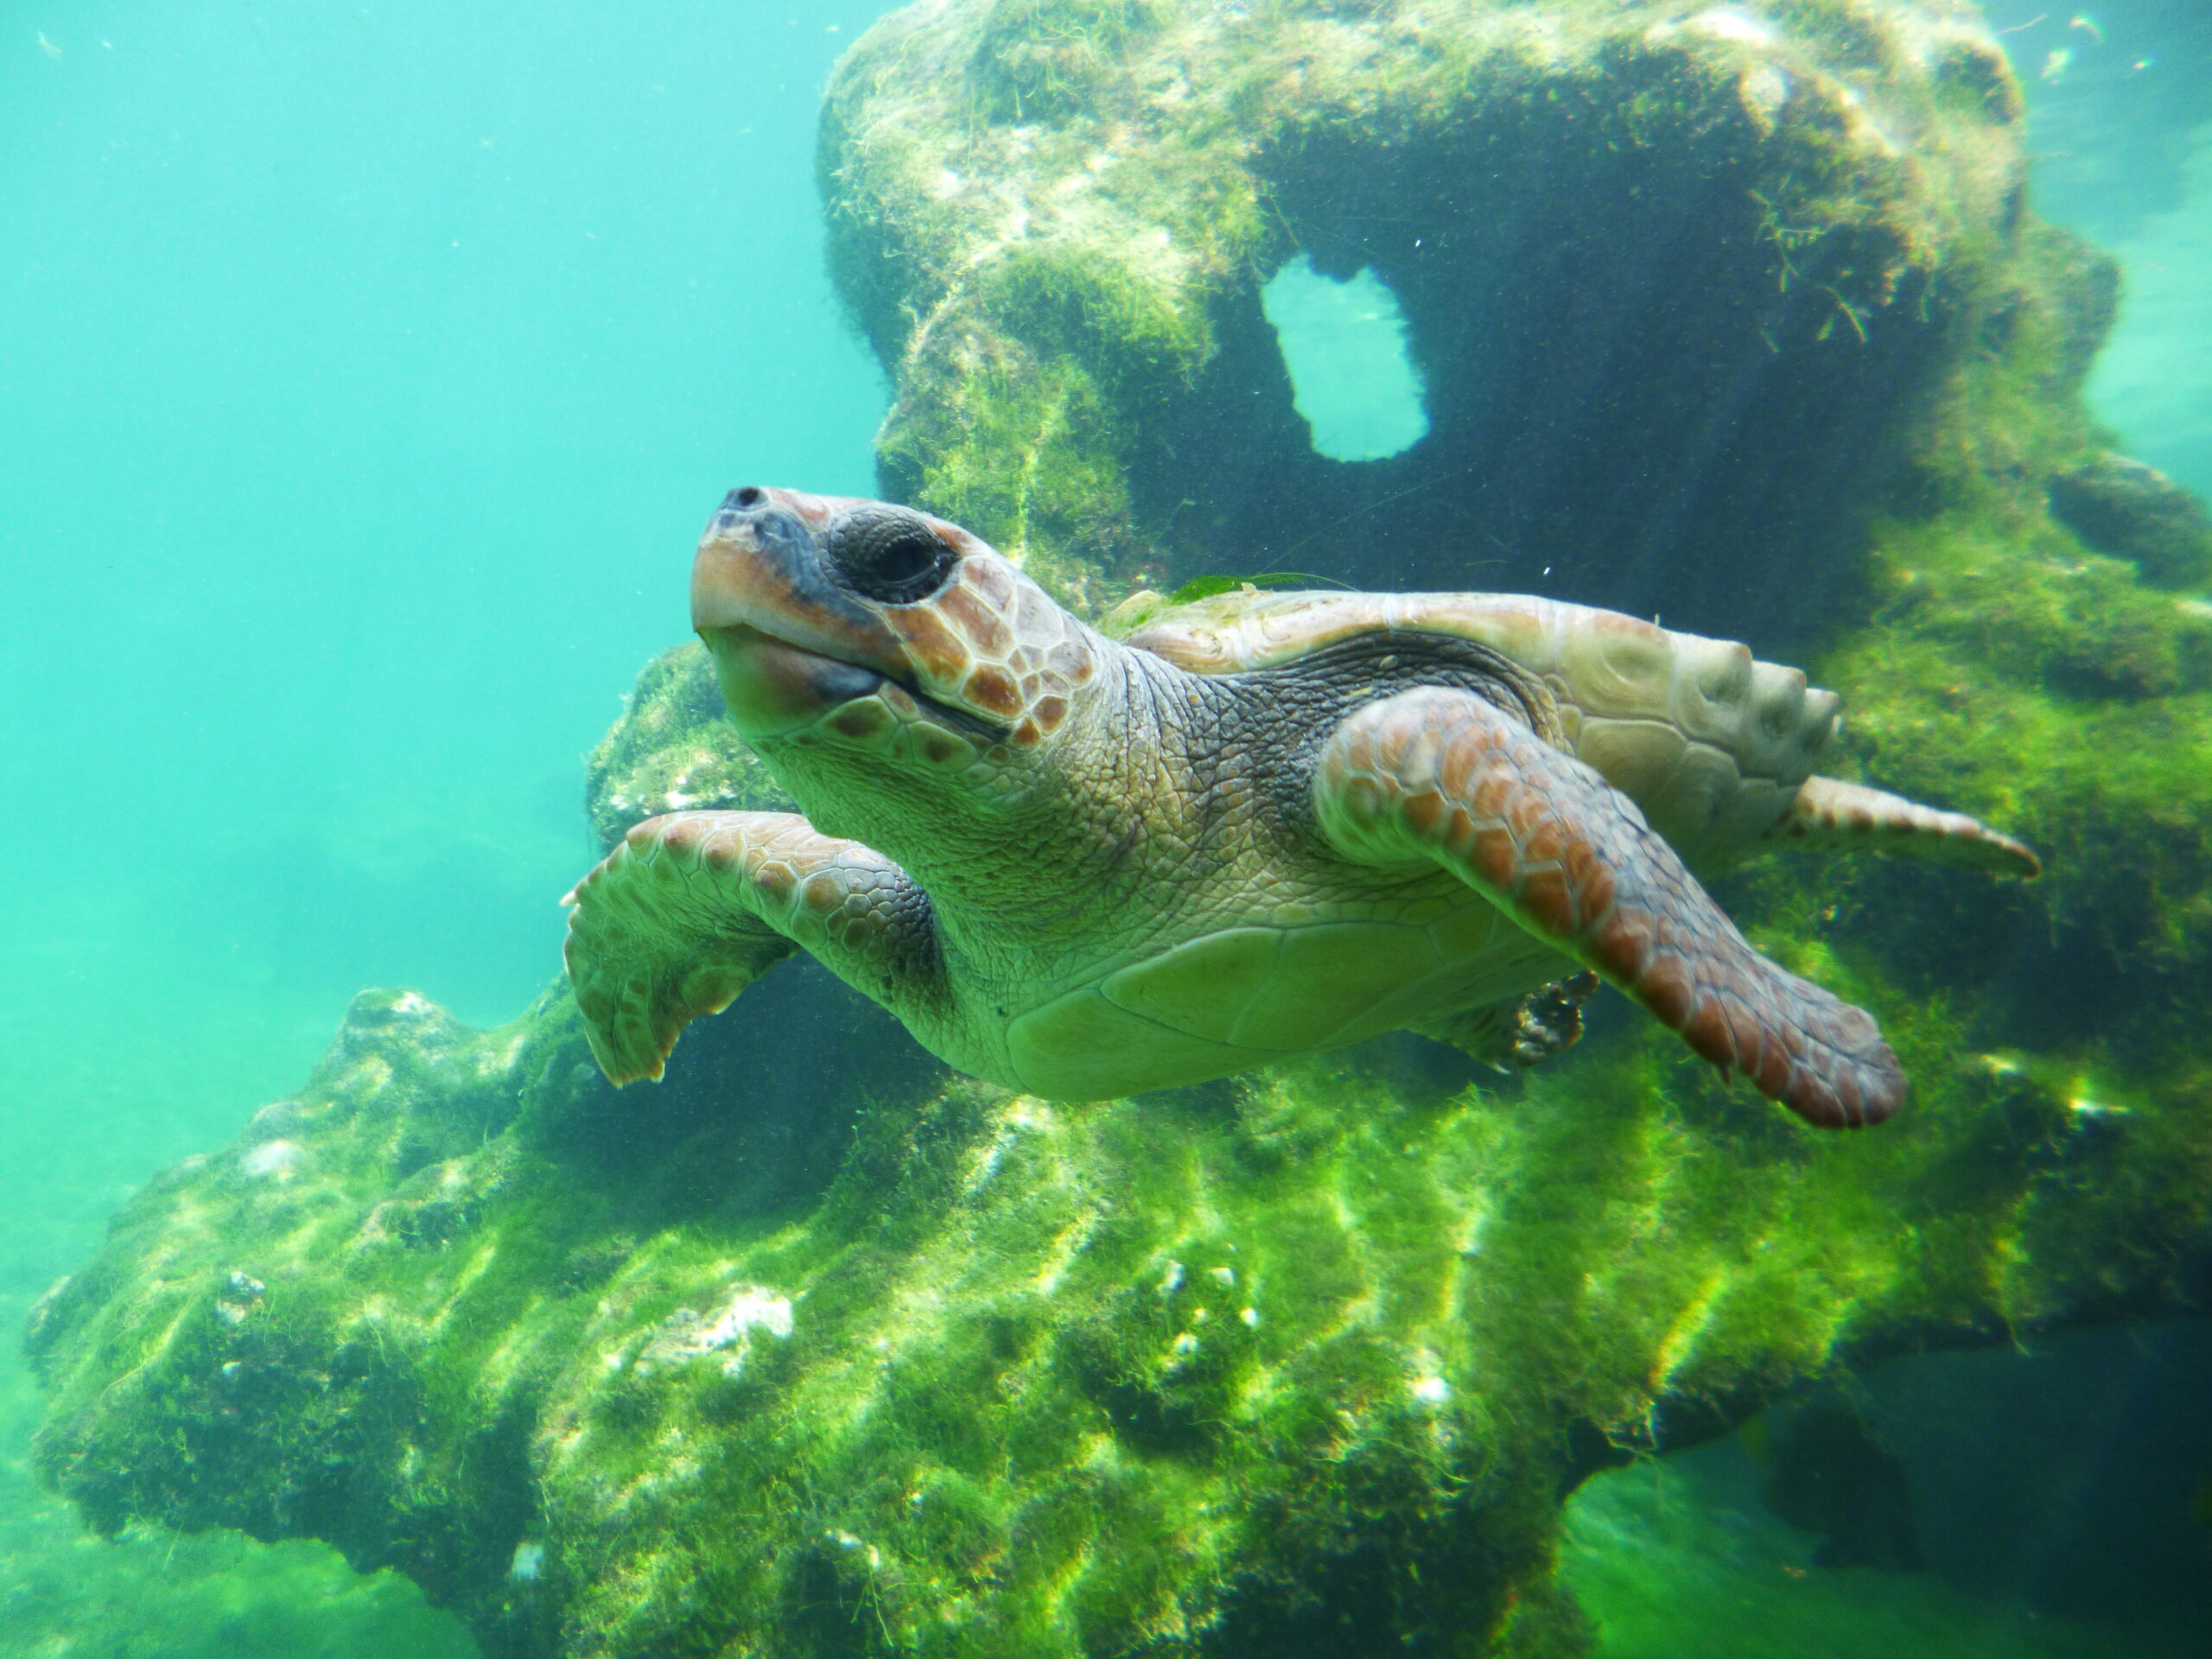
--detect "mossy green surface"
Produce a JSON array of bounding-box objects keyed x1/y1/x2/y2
[
  {"x1": 820, "y1": 0, "x2": 2041, "y2": 641},
  {"x1": 22, "y1": 897, "x2": 2210, "y2": 1656},
  {"x1": 583, "y1": 645, "x2": 792, "y2": 852},
  {"x1": 0, "y1": 1294, "x2": 475, "y2": 1659}
]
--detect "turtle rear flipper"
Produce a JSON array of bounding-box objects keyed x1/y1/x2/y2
[
  {"x1": 1417, "y1": 974, "x2": 1600, "y2": 1071},
  {"x1": 563, "y1": 810, "x2": 938, "y2": 1085},
  {"x1": 1315, "y1": 689, "x2": 1905, "y2": 1128},
  {"x1": 1764, "y1": 776, "x2": 2040, "y2": 878}
]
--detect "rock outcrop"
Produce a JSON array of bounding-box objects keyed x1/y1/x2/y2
[{"x1": 822, "y1": 0, "x2": 2039, "y2": 643}]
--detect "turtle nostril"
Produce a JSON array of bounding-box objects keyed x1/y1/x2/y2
[{"x1": 730, "y1": 486, "x2": 766, "y2": 510}]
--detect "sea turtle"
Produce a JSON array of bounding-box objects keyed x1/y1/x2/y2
[{"x1": 563, "y1": 488, "x2": 2038, "y2": 1129}]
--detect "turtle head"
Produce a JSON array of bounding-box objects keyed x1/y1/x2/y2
[{"x1": 692, "y1": 486, "x2": 1109, "y2": 834}]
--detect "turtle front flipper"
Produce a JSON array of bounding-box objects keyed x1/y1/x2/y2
[
  {"x1": 1314, "y1": 690, "x2": 1905, "y2": 1128},
  {"x1": 563, "y1": 810, "x2": 939, "y2": 1086}
]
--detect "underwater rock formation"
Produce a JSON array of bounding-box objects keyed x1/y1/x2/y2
[
  {"x1": 823, "y1": 0, "x2": 2037, "y2": 642},
  {"x1": 1751, "y1": 1397, "x2": 1925, "y2": 1571},
  {"x1": 24, "y1": 3, "x2": 2212, "y2": 1656},
  {"x1": 582, "y1": 644, "x2": 792, "y2": 851},
  {"x1": 2046, "y1": 452, "x2": 2212, "y2": 590},
  {"x1": 28, "y1": 493, "x2": 2212, "y2": 1659},
  {"x1": 24, "y1": 848, "x2": 2212, "y2": 1657}
]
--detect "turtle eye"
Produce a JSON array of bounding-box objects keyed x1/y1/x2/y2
[{"x1": 827, "y1": 508, "x2": 958, "y2": 606}]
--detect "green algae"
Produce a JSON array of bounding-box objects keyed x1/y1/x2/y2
[
  {"x1": 0, "y1": 1313, "x2": 475, "y2": 1659},
  {"x1": 583, "y1": 645, "x2": 792, "y2": 852},
  {"x1": 969, "y1": 0, "x2": 1165, "y2": 127},
  {"x1": 820, "y1": 0, "x2": 2039, "y2": 641},
  {"x1": 23, "y1": 923, "x2": 2209, "y2": 1655}
]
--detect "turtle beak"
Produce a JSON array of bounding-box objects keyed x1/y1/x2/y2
[{"x1": 692, "y1": 486, "x2": 911, "y2": 734}]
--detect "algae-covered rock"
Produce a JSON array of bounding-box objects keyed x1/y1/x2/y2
[
  {"x1": 583, "y1": 644, "x2": 791, "y2": 851},
  {"x1": 2047, "y1": 452, "x2": 2212, "y2": 590},
  {"x1": 823, "y1": 0, "x2": 2036, "y2": 642},
  {"x1": 24, "y1": 917, "x2": 2211, "y2": 1657}
]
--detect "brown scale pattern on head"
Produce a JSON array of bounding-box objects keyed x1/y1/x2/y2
[{"x1": 884, "y1": 550, "x2": 1100, "y2": 747}]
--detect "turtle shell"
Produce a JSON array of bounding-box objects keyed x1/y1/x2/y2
[{"x1": 1122, "y1": 589, "x2": 1841, "y2": 869}]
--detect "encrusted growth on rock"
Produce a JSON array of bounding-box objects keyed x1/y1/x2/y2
[
  {"x1": 822, "y1": 0, "x2": 2041, "y2": 641},
  {"x1": 25, "y1": 944, "x2": 2211, "y2": 1657},
  {"x1": 583, "y1": 645, "x2": 792, "y2": 851}
]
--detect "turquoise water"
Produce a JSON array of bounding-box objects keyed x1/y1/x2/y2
[
  {"x1": 0, "y1": 1, "x2": 882, "y2": 1248},
  {"x1": 1995, "y1": 0, "x2": 2212, "y2": 493},
  {"x1": 2, "y1": 3, "x2": 881, "y2": 1648},
  {"x1": 2, "y1": 1, "x2": 2209, "y2": 1654}
]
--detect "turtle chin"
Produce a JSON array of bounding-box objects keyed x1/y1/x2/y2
[
  {"x1": 704, "y1": 625, "x2": 888, "y2": 739},
  {"x1": 705, "y1": 624, "x2": 995, "y2": 775}
]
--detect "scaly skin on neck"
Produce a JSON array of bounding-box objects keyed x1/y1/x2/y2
[{"x1": 745, "y1": 631, "x2": 1224, "y2": 1011}]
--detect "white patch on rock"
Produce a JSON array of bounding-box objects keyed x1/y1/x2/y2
[
  {"x1": 633, "y1": 1286, "x2": 794, "y2": 1378},
  {"x1": 247, "y1": 1099, "x2": 306, "y2": 1135},
  {"x1": 214, "y1": 1270, "x2": 266, "y2": 1328},
  {"x1": 240, "y1": 1138, "x2": 306, "y2": 1181},
  {"x1": 1685, "y1": 7, "x2": 1779, "y2": 48},
  {"x1": 1739, "y1": 62, "x2": 1790, "y2": 127},
  {"x1": 827, "y1": 1529, "x2": 882, "y2": 1569}
]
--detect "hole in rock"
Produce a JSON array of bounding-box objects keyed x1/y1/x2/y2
[{"x1": 1260, "y1": 255, "x2": 1430, "y2": 462}]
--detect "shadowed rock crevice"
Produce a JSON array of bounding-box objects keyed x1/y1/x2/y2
[{"x1": 1138, "y1": 95, "x2": 1967, "y2": 640}]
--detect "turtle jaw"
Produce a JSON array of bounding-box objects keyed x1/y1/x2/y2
[
  {"x1": 702, "y1": 623, "x2": 893, "y2": 738},
  {"x1": 691, "y1": 487, "x2": 1117, "y2": 849},
  {"x1": 691, "y1": 487, "x2": 913, "y2": 696},
  {"x1": 693, "y1": 486, "x2": 967, "y2": 742}
]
